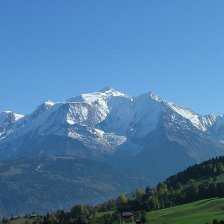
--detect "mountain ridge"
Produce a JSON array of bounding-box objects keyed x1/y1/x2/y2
[{"x1": 0, "y1": 88, "x2": 224, "y2": 162}]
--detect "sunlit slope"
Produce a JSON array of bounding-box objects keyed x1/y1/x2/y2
[{"x1": 147, "y1": 197, "x2": 224, "y2": 224}]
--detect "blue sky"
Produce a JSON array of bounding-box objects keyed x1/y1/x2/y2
[{"x1": 0, "y1": 0, "x2": 224, "y2": 115}]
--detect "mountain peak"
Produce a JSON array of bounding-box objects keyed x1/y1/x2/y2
[
  {"x1": 148, "y1": 91, "x2": 161, "y2": 102},
  {"x1": 0, "y1": 110, "x2": 24, "y2": 117},
  {"x1": 99, "y1": 86, "x2": 116, "y2": 92},
  {"x1": 36, "y1": 100, "x2": 55, "y2": 111},
  {"x1": 137, "y1": 91, "x2": 162, "y2": 102},
  {"x1": 0, "y1": 111, "x2": 24, "y2": 125},
  {"x1": 44, "y1": 100, "x2": 55, "y2": 107},
  {"x1": 32, "y1": 100, "x2": 55, "y2": 118},
  {"x1": 98, "y1": 87, "x2": 128, "y2": 99},
  {"x1": 68, "y1": 87, "x2": 128, "y2": 103}
]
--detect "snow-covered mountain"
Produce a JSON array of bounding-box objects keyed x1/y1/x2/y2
[
  {"x1": 1, "y1": 87, "x2": 224, "y2": 215},
  {"x1": 0, "y1": 111, "x2": 24, "y2": 138},
  {"x1": 0, "y1": 87, "x2": 224, "y2": 163}
]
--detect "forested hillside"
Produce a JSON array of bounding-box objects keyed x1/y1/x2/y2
[{"x1": 4, "y1": 156, "x2": 224, "y2": 224}]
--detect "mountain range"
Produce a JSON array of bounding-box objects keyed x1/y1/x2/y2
[{"x1": 0, "y1": 87, "x2": 224, "y2": 215}]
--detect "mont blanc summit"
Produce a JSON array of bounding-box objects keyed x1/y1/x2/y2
[{"x1": 0, "y1": 88, "x2": 224, "y2": 163}]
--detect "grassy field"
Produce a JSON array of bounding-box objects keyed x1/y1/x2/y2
[
  {"x1": 5, "y1": 197, "x2": 224, "y2": 224},
  {"x1": 147, "y1": 197, "x2": 224, "y2": 224},
  {"x1": 6, "y1": 217, "x2": 37, "y2": 224},
  {"x1": 96, "y1": 198, "x2": 224, "y2": 224},
  {"x1": 95, "y1": 210, "x2": 115, "y2": 217}
]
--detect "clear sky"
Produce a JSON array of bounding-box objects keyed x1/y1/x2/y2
[{"x1": 0, "y1": 0, "x2": 224, "y2": 115}]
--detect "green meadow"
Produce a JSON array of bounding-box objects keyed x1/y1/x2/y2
[{"x1": 147, "y1": 197, "x2": 224, "y2": 224}]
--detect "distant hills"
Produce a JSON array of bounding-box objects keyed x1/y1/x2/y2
[{"x1": 0, "y1": 156, "x2": 143, "y2": 215}]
